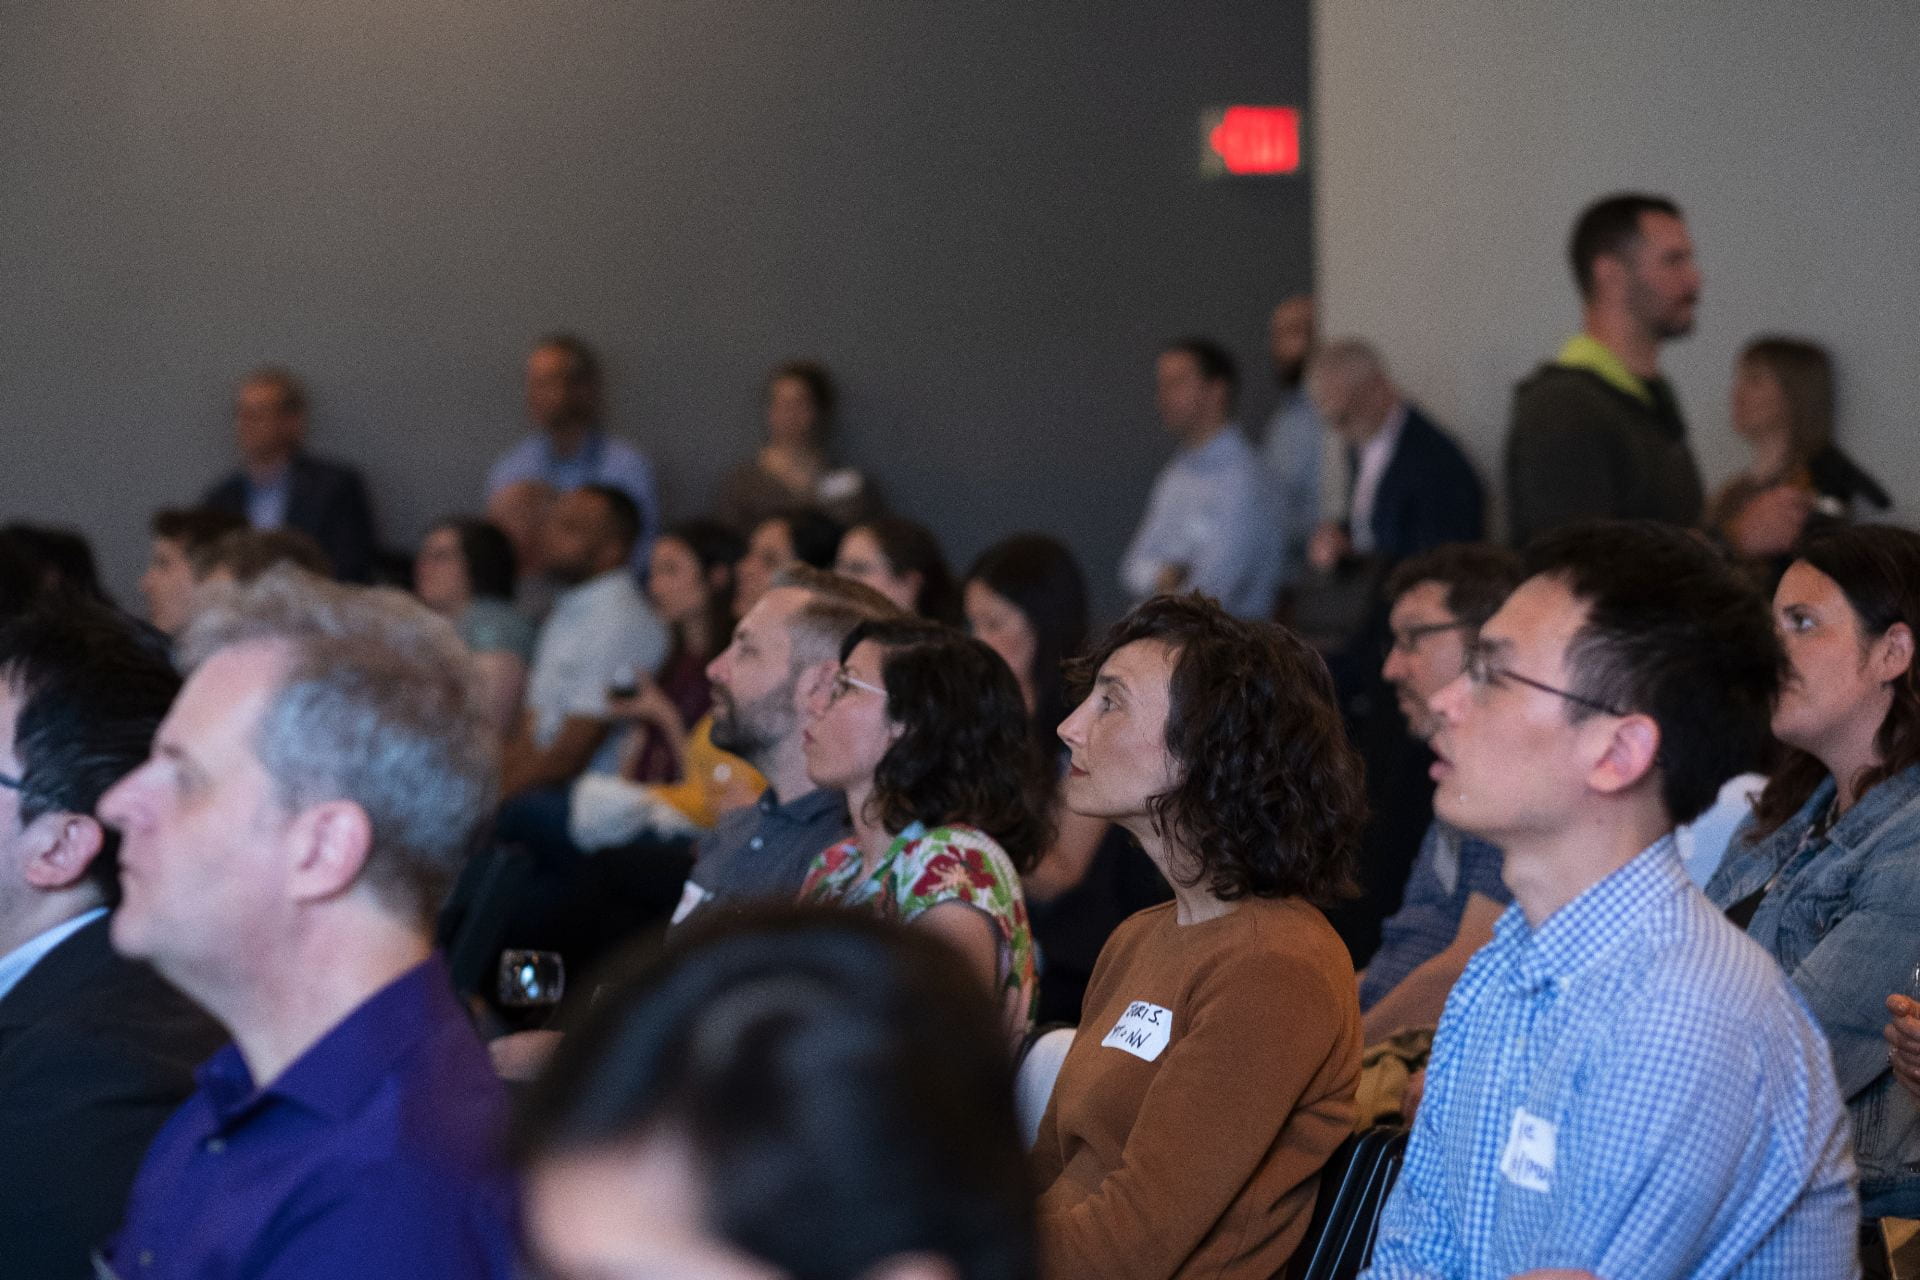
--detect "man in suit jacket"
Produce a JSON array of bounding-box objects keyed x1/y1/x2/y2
[
  {"x1": 201, "y1": 367, "x2": 379, "y2": 582},
  {"x1": 1305, "y1": 338, "x2": 1483, "y2": 571},
  {"x1": 0, "y1": 600, "x2": 225, "y2": 1279}
]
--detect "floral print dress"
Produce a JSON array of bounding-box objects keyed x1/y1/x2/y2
[{"x1": 799, "y1": 821, "x2": 1036, "y2": 1039}]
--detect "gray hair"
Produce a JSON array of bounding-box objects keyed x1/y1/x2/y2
[
  {"x1": 1306, "y1": 337, "x2": 1393, "y2": 393},
  {"x1": 769, "y1": 564, "x2": 905, "y2": 667},
  {"x1": 178, "y1": 567, "x2": 498, "y2": 924}
]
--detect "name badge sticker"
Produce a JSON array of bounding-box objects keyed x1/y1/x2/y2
[
  {"x1": 1498, "y1": 1106, "x2": 1557, "y2": 1193},
  {"x1": 1101, "y1": 1000, "x2": 1173, "y2": 1062}
]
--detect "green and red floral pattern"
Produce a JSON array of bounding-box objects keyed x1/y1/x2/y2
[{"x1": 800, "y1": 823, "x2": 1035, "y2": 1037}]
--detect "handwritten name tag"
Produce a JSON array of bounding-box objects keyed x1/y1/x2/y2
[
  {"x1": 1101, "y1": 1000, "x2": 1173, "y2": 1062},
  {"x1": 1499, "y1": 1106, "x2": 1557, "y2": 1193}
]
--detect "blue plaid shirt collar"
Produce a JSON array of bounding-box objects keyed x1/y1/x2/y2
[{"x1": 1491, "y1": 834, "x2": 1684, "y2": 997}]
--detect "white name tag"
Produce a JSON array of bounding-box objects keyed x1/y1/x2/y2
[
  {"x1": 1499, "y1": 1106, "x2": 1557, "y2": 1193},
  {"x1": 1101, "y1": 1000, "x2": 1173, "y2": 1062}
]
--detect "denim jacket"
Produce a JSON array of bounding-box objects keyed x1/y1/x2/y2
[{"x1": 1707, "y1": 762, "x2": 1920, "y2": 1215}]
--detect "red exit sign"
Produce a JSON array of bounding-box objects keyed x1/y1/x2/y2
[{"x1": 1203, "y1": 105, "x2": 1301, "y2": 176}]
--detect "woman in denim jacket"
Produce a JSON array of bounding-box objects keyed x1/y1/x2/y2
[{"x1": 1708, "y1": 524, "x2": 1920, "y2": 1219}]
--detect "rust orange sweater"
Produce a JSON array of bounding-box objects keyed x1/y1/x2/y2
[{"x1": 1030, "y1": 896, "x2": 1361, "y2": 1279}]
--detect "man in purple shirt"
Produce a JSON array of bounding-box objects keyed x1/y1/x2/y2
[{"x1": 96, "y1": 568, "x2": 518, "y2": 1279}]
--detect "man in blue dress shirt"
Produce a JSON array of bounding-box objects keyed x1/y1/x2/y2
[
  {"x1": 487, "y1": 334, "x2": 660, "y2": 575},
  {"x1": 1364, "y1": 521, "x2": 1858, "y2": 1279},
  {"x1": 96, "y1": 569, "x2": 517, "y2": 1279}
]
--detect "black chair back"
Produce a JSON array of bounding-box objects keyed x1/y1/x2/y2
[{"x1": 1284, "y1": 1125, "x2": 1410, "y2": 1280}]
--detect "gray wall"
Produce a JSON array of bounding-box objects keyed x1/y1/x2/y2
[
  {"x1": 1, "y1": 2, "x2": 1311, "y2": 616},
  {"x1": 1315, "y1": 0, "x2": 1920, "y2": 534}
]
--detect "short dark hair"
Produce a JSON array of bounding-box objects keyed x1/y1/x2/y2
[
  {"x1": 197, "y1": 528, "x2": 333, "y2": 581},
  {"x1": 1523, "y1": 520, "x2": 1780, "y2": 826},
  {"x1": 0, "y1": 601, "x2": 181, "y2": 906},
  {"x1": 533, "y1": 333, "x2": 601, "y2": 389},
  {"x1": 0, "y1": 524, "x2": 107, "y2": 604},
  {"x1": 241, "y1": 365, "x2": 307, "y2": 415},
  {"x1": 429, "y1": 518, "x2": 518, "y2": 601},
  {"x1": 849, "y1": 516, "x2": 961, "y2": 625},
  {"x1": 1073, "y1": 595, "x2": 1363, "y2": 905},
  {"x1": 842, "y1": 618, "x2": 1047, "y2": 870},
  {"x1": 1749, "y1": 524, "x2": 1920, "y2": 840},
  {"x1": 964, "y1": 533, "x2": 1090, "y2": 748},
  {"x1": 576, "y1": 484, "x2": 641, "y2": 557},
  {"x1": 515, "y1": 907, "x2": 1033, "y2": 1280},
  {"x1": 1163, "y1": 337, "x2": 1240, "y2": 406},
  {"x1": 151, "y1": 507, "x2": 248, "y2": 556},
  {"x1": 768, "y1": 508, "x2": 845, "y2": 570},
  {"x1": 1568, "y1": 192, "x2": 1683, "y2": 299},
  {"x1": 1385, "y1": 543, "x2": 1525, "y2": 632}
]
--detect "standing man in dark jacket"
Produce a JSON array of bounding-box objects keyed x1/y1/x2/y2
[
  {"x1": 201, "y1": 367, "x2": 379, "y2": 582},
  {"x1": 0, "y1": 601, "x2": 225, "y2": 1279},
  {"x1": 1505, "y1": 193, "x2": 1705, "y2": 545}
]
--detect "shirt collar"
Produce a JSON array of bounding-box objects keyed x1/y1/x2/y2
[
  {"x1": 758, "y1": 785, "x2": 846, "y2": 824},
  {"x1": 1821, "y1": 761, "x2": 1920, "y2": 852},
  {"x1": 198, "y1": 955, "x2": 454, "y2": 1127},
  {"x1": 1493, "y1": 834, "x2": 1684, "y2": 995},
  {"x1": 1177, "y1": 423, "x2": 1246, "y2": 465},
  {"x1": 0, "y1": 906, "x2": 108, "y2": 1003},
  {"x1": 1359, "y1": 402, "x2": 1408, "y2": 466},
  {"x1": 554, "y1": 567, "x2": 632, "y2": 609},
  {"x1": 541, "y1": 428, "x2": 604, "y2": 469},
  {"x1": 1557, "y1": 334, "x2": 1653, "y2": 405}
]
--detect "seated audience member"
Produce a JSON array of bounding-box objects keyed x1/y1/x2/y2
[
  {"x1": 1708, "y1": 523, "x2": 1920, "y2": 1221},
  {"x1": 98, "y1": 570, "x2": 517, "y2": 1277},
  {"x1": 201, "y1": 367, "x2": 379, "y2": 582},
  {"x1": 614, "y1": 519, "x2": 742, "y2": 784},
  {"x1": 415, "y1": 517, "x2": 536, "y2": 737},
  {"x1": 139, "y1": 508, "x2": 247, "y2": 636},
  {"x1": 501, "y1": 484, "x2": 668, "y2": 798},
  {"x1": 2, "y1": 523, "x2": 110, "y2": 604},
  {"x1": 1708, "y1": 336, "x2": 1890, "y2": 568},
  {"x1": 1032, "y1": 595, "x2": 1363, "y2": 1279},
  {"x1": 1364, "y1": 522, "x2": 1856, "y2": 1277},
  {"x1": 485, "y1": 477, "x2": 558, "y2": 606},
  {"x1": 1263, "y1": 294, "x2": 1337, "y2": 587},
  {"x1": 733, "y1": 508, "x2": 844, "y2": 618},
  {"x1": 714, "y1": 359, "x2": 879, "y2": 534},
  {"x1": 1358, "y1": 545, "x2": 1522, "y2": 1048},
  {"x1": 1120, "y1": 339, "x2": 1283, "y2": 620},
  {"x1": 834, "y1": 514, "x2": 962, "y2": 623},
  {"x1": 797, "y1": 618, "x2": 1042, "y2": 1038},
  {"x1": 198, "y1": 526, "x2": 334, "y2": 585},
  {"x1": 515, "y1": 908, "x2": 1033, "y2": 1280},
  {"x1": 673, "y1": 567, "x2": 900, "y2": 923},
  {"x1": 964, "y1": 533, "x2": 1169, "y2": 1025},
  {"x1": 1303, "y1": 340, "x2": 1484, "y2": 573},
  {"x1": 1505, "y1": 193, "x2": 1705, "y2": 545},
  {"x1": 0, "y1": 602, "x2": 225, "y2": 1279},
  {"x1": 488, "y1": 334, "x2": 658, "y2": 574}
]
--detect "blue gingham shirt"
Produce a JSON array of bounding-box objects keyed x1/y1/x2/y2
[{"x1": 1364, "y1": 837, "x2": 1858, "y2": 1280}]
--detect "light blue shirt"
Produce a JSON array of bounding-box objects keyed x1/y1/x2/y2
[
  {"x1": 1120, "y1": 425, "x2": 1283, "y2": 619},
  {"x1": 244, "y1": 466, "x2": 292, "y2": 531},
  {"x1": 0, "y1": 906, "x2": 107, "y2": 1002},
  {"x1": 1263, "y1": 386, "x2": 1325, "y2": 583},
  {"x1": 1364, "y1": 837, "x2": 1858, "y2": 1280},
  {"x1": 525, "y1": 569, "x2": 669, "y2": 776},
  {"x1": 486, "y1": 429, "x2": 660, "y2": 572}
]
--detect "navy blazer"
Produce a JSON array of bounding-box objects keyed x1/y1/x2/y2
[
  {"x1": 0, "y1": 917, "x2": 225, "y2": 1280},
  {"x1": 201, "y1": 451, "x2": 379, "y2": 583},
  {"x1": 1350, "y1": 405, "x2": 1485, "y2": 563}
]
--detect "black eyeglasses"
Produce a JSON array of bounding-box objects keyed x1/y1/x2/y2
[{"x1": 1463, "y1": 641, "x2": 1625, "y2": 717}]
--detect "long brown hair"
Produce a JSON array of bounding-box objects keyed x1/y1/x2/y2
[
  {"x1": 1740, "y1": 335, "x2": 1835, "y2": 472},
  {"x1": 1749, "y1": 524, "x2": 1920, "y2": 839}
]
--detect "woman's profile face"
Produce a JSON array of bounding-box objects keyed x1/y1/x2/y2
[
  {"x1": 648, "y1": 537, "x2": 708, "y2": 626},
  {"x1": 765, "y1": 375, "x2": 820, "y2": 449},
  {"x1": 1731, "y1": 357, "x2": 1791, "y2": 444},
  {"x1": 413, "y1": 526, "x2": 471, "y2": 614},
  {"x1": 834, "y1": 528, "x2": 921, "y2": 615},
  {"x1": 1056, "y1": 638, "x2": 1180, "y2": 828},
  {"x1": 801, "y1": 639, "x2": 900, "y2": 794},
  {"x1": 734, "y1": 520, "x2": 796, "y2": 618},
  {"x1": 965, "y1": 580, "x2": 1037, "y2": 709},
  {"x1": 1771, "y1": 560, "x2": 1910, "y2": 758}
]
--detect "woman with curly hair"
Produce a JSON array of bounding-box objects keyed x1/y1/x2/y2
[
  {"x1": 797, "y1": 617, "x2": 1045, "y2": 1039},
  {"x1": 1031, "y1": 594, "x2": 1365, "y2": 1280}
]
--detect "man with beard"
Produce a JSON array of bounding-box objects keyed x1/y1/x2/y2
[
  {"x1": 1506, "y1": 194, "x2": 1707, "y2": 544},
  {"x1": 671, "y1": 566, "x2": 899, "y2": 925},
  {"x1": 1262, "y1": 294, "x2": 1338, "y2": 587}
]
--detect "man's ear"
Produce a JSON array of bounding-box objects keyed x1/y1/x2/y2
[
  {"x1": 1587, "y1": 714, "x2": 1661, "y2": 799},
  {"x1": 20, "y1": 813, "x2": 105, "y2": 892},
  {"x1": 284, "y1": 800, "x2": 375, "y2": 903}
]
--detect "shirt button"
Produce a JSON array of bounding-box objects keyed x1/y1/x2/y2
[
  {"x1": 749, "y1": 837, "x2": 764, "y2": 849},
  {"x1": 206, "y1": 1137, "x2": 226, "y2": 1154}
]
